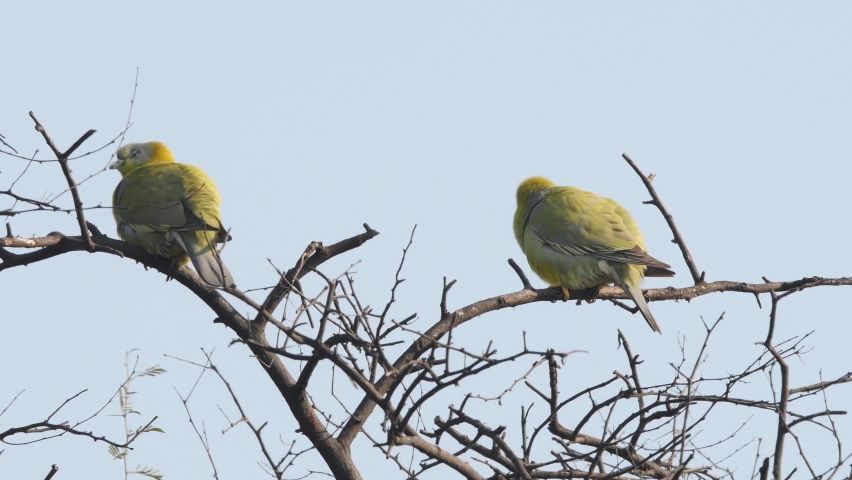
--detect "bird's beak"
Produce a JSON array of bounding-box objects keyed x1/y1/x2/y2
[{"x1": 109, "y1": 159, "x2": 121, "y2": 170}]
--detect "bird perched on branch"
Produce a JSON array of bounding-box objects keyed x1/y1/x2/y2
[
  {"x1": 110, "y1": 141, "x2": 235, "y2": 288},
  {"x1": 513, "y1": 176, "x2": 674, "y2": 333}
]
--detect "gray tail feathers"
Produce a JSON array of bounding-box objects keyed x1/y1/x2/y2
[
  {"x1": 176, "y1": 232, "x2": 236, "y2": 288},
  {"x1": 615, "y1": 279, "x2": 662, "y2": 334}
]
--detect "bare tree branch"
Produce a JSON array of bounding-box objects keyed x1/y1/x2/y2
[
  {"x1": 622, "y1": 152, "x2": 703, "y2": 284},
  {"x1": 5, "y1": 127, "x2": 851, "y2": 480},
  {"x1": 27, "y1": 112, "x2": 96, "y2": 251}
]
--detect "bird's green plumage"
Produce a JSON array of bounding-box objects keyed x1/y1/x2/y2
[
  {"x1": 111, "y1": 142, "x2": 235, "y2": 288},
  {"x1": 513, "y1": 176, "x2": 673, "y2": 333}
]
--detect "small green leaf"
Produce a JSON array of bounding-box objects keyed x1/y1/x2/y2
[{"x1": 132, "y1": 465, "x2": 163, "y2": 479}]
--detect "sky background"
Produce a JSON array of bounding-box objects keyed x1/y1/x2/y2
[{"x1": 2, "y1": 2, "x2": 851, "y2": 479}]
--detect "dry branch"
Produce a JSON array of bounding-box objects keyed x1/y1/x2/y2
[
  {"x1": 622, "y1": 152, "x2": 703, "y2": 284},
  {"x1": 4, "y1": 122, "x2": 851, "y2": 480},
  {"x1": 28, "y1": 112, "x2": 96, "y2": 251}
]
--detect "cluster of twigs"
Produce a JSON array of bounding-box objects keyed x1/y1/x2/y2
[
  {"x1": 212, "y1": 231, "x2": 850, "y2": 480},
  {"x1": 2, "y1": 109, "x2": 851, "y2": 480},
  {"x1": 0, "y1": 357, "x2": 160, "y2": 480}
]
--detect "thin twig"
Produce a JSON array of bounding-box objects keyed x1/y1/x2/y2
[
  {"x1": 28, "y1": 111, "x2": 96, "y2": 251},
  {"x1": 623, "y1": 152, "x2": 703, "y2": 284},
  {"x1": 43, "y1": 464, "x2": 58, "y2": 480}
]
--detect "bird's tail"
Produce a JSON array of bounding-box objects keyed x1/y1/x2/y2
[
  {"x1": 176, "y1": 231, "x2": 236, "y2": 288},
  {"x1": 614, "y1": 278, "x2": 662, "y2": 334}
]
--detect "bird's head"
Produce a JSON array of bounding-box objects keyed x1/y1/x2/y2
[
  {"x1": 110, "y1": 141, "x2": 175, "y2": 176},
  {"x1": 517, "y1": 176, "x2": 555, "y2": 206}
]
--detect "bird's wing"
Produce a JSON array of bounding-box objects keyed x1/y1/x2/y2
[
  {"x1": 527, "y1": 187, "x2": 671, "y2": 269},
  {"x1": 113, "y1": 165, "x2": 217, "y2": 234},
  {"x1": 175, "y1": 164, "x2": 224, "y2": 232},
  {"x1": 583, "y1": 244, "x2": 674, "y2": 270}
]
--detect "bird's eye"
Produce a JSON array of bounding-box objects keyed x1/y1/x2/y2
[{"x1": 131, "y1": 148, "x2": 140, "y2": 158}]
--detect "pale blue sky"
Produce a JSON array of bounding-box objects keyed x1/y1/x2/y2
[{"x1": 2, "y1": 2, "x2": 851, "y2": 479}]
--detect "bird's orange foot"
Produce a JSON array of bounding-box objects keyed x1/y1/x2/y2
[{"x1": 547, "y1": 285, "x2": 569, "y2": 302}]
